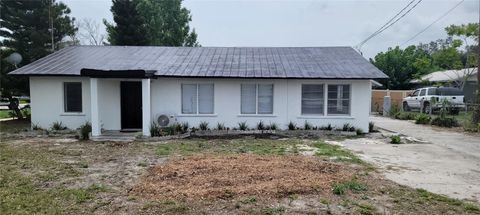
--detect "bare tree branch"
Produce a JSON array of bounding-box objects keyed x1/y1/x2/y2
[{"x1": 76, "y1": 18, "x2": 106, "y2": 45}]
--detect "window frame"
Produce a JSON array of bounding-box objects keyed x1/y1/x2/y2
[
  {"x1": 301, "y1": 84, "x2": 325, "y2": 116},
  {"x1": 181, "y1": 83, "x2": 215, "y2": 115},
  {"x1": 419, "y1": 89, "x2": 426, "y2": 96},
  {"x1": 240, "y1": 83, "x2": 274, "y2": 115},
  {"x1": 327, "y1": 84, "x2": 351, "y2": 116},
  {"x1": 63, "y1": 82, "x2": 83, "y2": 113}
]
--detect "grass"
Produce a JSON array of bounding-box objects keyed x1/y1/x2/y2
[
  {"x1": 332, "y1": 180, "x2": 368, "y2": 195},
  {"x1": 313, "y1": 142, "x2": 363, "y2": 163},
  {"x1": 0, "y1": 110, "x2": 13, "y2": 119}
]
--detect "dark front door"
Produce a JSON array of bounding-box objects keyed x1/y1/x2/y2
[{"x1": 121, "y1": 81, "x2": 142, "y2": 130}]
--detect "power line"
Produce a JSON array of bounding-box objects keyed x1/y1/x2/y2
[
  {"x1": 401, "y1": 0, "x2": 464, "y2": 47},
  {"x1": 356, "y1": 0, "x2": 423, "y2": 51}
]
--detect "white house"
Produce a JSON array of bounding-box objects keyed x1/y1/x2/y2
[{"x1": 10, "y1": 46, "x2": 388, "y2": 136}]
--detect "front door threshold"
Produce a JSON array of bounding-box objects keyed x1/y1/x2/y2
[{"x1": 120, "y1": 129, "x2": 141, "y2": 133}]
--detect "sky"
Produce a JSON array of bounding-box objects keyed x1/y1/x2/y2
[{"x1": 63, "y1": 0, "x2": 479, "y2": 59}]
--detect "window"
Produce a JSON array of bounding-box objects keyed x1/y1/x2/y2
[
  {"x1": 419, "y1": 89, "x2": 426, "y2": 96},
  {"x1": 241, "y1": 84, "x2": 273, "y2": 114},
  {"x1": 327, "y1": 85, "x2": 350, "y2": 115},
  {"x1": 412, "y1": 90, "x2": 419, "y2": 97},
  {"x1": 181, "y1": 84, "x2": 214, "y2": 114},
  {"x1": 301, "y1": 84, "x2": 324, "y2": 115},
  {"x1": 427, "y1": 88, "x2": 436, "y2": 95},
  {"x1": 64, "y1": 82, "x2": 82, "y2": 112}
]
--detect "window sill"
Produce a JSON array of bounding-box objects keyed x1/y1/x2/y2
[
  {"x1": 238, "y1": 114, "x2": 277, "y2": 117},
  {"x1": 177, "y1": 114, "x2": 218, "y2": 117},
  {"x1": 297, "y1": 115, "x2": 353, "y2": 119},
  {"x1": 60, "y1": 112, "x2": 86, "y2": 116}
]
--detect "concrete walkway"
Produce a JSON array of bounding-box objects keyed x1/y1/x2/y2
[{"x1": 343, "y1": 116, "x2": 480, "y2": 202}]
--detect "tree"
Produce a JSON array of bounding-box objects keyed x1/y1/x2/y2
[
  {"x1": 77, "y1": 18, "x2": 106, "y2": 45},
  {"x1": 0, "y1": 0, "x2": 76, "y2": 118},
  {"x1": 370, "y1": 46, "x2": 431, "y2": 89},
  {"x1": 104, "y1": 0, "x2": 148, "y2": 46},
  {"x1": 136, "y1": 0, "x2": 200, "y2": 46},
  {"x1": 446, "y1": 23, "x2": 480, "y2": 124}
]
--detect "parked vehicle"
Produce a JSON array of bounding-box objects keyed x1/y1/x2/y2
[{"x1": 402, "y1": 87, "x2": 465, "y2": 114}]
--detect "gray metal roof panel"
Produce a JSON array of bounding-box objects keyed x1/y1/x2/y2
[{"x1": 9, "y1": 46, "x2": 388, "y2": 79}]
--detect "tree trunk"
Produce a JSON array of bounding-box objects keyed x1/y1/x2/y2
[{"x1": 7, "y1": 97, "x2": 24, "y2": 120}]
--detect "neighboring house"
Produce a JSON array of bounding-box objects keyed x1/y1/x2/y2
[
  {"x1": 411, "y1": 68, "x2": 478, "y2": 103},
  {"x1": 9, "y1": 46, "x2": 387, "y2": 136}
]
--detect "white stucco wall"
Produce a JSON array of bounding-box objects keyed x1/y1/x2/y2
[{"x1": 30, "y1": 77, "x2": 372, "y2": 132}]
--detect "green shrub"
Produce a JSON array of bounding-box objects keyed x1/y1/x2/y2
[
  {"x1": 216, "y1": 122, "x2": 226, "y2": 130},
  {"x1": 342, "y1": 123, "x2": 355, "y2": 132},
  {"x1": 288, "y1": 121, "x2": 296, "y2": 130},
  {"x1": 181, "y1": 122, "x2": 189, "y2": 133},
  {"x1": 78, "y1": 122, "x2": 92, "y2": 140},
  {"x1": 150, "y1": 122, "x2": 161, "y2": 137},
  {"x1": 174, "y1": 123, "x2": 183, "y2": 134},
  {"x1": 51, "y1": 121, "x2": 67, "y2": 130},
  {"x1": 431, "y1": 117, "x2": 459, "y2": 128},
  {"x1": 269, "y1": 122, "x2": 278, "y2": 130},
  {"x1": 238, "y1": 121, "x2": 248, "y2": 131},
  {"x1": 257, "y1": 121, "x2": 265, "y2": 130},
  {"x1": 162, "y1": 125, "x2": 176, "y2": 135},
  {"x1": 304, "y1": 121, "x2": 312, "y2": 130},
  {"x1": 415, "y1": 113, "x2": 431, "y2": 124},
  {"x1": 199, "y1": 121, "x2": 209, "y2": 131},
  {"x1": 319, "y1": 124, "x2": 333, "y2": 131},
  {"x1": 395, "y1": 112, "x2": 417, "y2": 120},
  {"x1": 356, "y1": 128, "x2": 364, "y2": 135},
  {"x1": 332, "y1": 180, "x2": 367, "y2": 195},
  {"x1": 368, "y1": 122, "x2": 375, "y2": 132},
  {"x1": 389, "y1": 105, "x2": 401, "y2": 117},
  {"x1": 390, "y1": 135, "x2": 401, "y2": 144}
]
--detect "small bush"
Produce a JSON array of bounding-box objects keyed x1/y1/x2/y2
[
  {"x1": 51, "y1": 121, "x2": 67, "y2": 130},
  {"x1": 342, "y1": 123, "x2": 355, "y2": 132},
  {"x1": 78, "y1": 122, "x2": 92, "y2": 140},
  {"x1": 319, "y1": 124, "x2": 333, "y2": 131},
  {"x1": 199, "y1": 121, "x2": 209, "y2": 131},
  {"x1": 256, "y1": 121, "x2": 265, "y2": 130},
  {"x1": 238, "y1": 121, "x2": 248, "y2": 131},
  {"x1": 162, "y1": 125, "x2": 176, "y2": 136},
  {"x1": 431, "y1": 117, "x2": 459, "y2": 128},
  {"x1": 415, "y1": 113, "x2": 431, "y2": 124},
  {"x1": 368, "y1": 122, "x2": 375, "y2": 132},
  {"x1": 269, "y1": 122, "x2": 278, "y2": 130},
  {"x1": 390, "y1": 135, "x2": 401, "y2": 144},
  {"x1": 181, "y1": 122, "x2": 189, "y2": 133},
  {"x1": 356, "y1": 128, "x2": 363, "y2": 135},
  {"x1": 32, "y1": 123, "x2": 42, "y2": 130},
  {"x1": 389, "y1": 105, "x2": 401, "y2": 117},
  {"x1": 288, "y1": 121, "x2": 296, "y2": 130},
  {"x1": 150, "y1": 122, "x2": 161, "y2": 137},
  {"x1": 216, "y1": 122, "x2": 226, "y2": 130},
  {"x1": 332, "y1": 180, "x2": 367, "y2": 195},
  {"x1": 304, "y1": 121, "x2": 312, "y2": 130},
  {"x1": 395, "y1": 112, "x2": 417, "y2": 120},
  {"x1": 174, "y1": 123, "x2": 183, "y2": 134}
]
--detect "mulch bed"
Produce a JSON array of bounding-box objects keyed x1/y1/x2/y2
[{"x1": 132, "y1": 154, "x2": 351, "y2": 200}]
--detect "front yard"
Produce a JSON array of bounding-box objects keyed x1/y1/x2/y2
[{"x1": 1, "y1": 120, "x2": 479, "y2": 214}]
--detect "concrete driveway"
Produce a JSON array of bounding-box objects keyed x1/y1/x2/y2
[{"x1": 342, "y1": 116, "x2": 480, "y2": 202}]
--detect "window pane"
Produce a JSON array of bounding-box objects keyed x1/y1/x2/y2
[
  {"x1": 241, "y1": 84, "x2": 256, "y2": 114},
  {"x1": 64, "y1": 82, "x2": 82, "y2": 112},
  {"x1": 198, "y1": 84, "x2": 214, "y2": 114},
  {"x1": 327, "y1": 85, "x2": 350, "y2": 115},
  {"x1": 182, "y1": 84, "x2": 197, "y2": 114},
  {"x1": 301, "y1": 84, "x2": 324, "y2": 115},
  {"x1": 258, "y1": 84, "x2": 273, "y2": 114}
]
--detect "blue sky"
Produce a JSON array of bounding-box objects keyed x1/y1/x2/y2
[{"x1": 64, "y1": 0, "x2": 479, "y2": 58}]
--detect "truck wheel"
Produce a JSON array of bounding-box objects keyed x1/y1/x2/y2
[
  {"x1": 403, "y1": 102, "x2": 410, "y2": 111},
  {"x1": 423, "y1": 102, "x2": 431, "y2": 114}
]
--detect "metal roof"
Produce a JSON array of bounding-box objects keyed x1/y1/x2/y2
[
  {"x1": 9, "y1": 46, "x2": 388, "y2": 79},
  {"x1": 411, "y1": 68, "x2": 478, "y2": 83}
]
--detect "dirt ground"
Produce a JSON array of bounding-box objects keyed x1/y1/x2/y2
[{"x1": 1, "y1": 119, "x2": 480, "y2": 214}]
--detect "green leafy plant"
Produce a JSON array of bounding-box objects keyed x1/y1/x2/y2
[
  {"x1": 162, "y1": 125, "x2": 176, "y2": 136},
  {"x1": 356, "y1": 128, "x2": 364, "y2": 135},
  {"x1": 199, "y1": 121, "x2": 209, "y2": 131},
  {"x1": 415, "y1": 113, "x2": 431, "y2": 124},
  {"x1": 269, "y1": 122, "x2": 278, "y2": 130},
  {"x1": 431, "y1": 117, "x2": 459, "y2": 128},
  {"x1": 216, "y1": 122, "x2": 226, "y2": 130},
  {"x1": 181, "y1": 122, "x2": 189, "y2": 133},
  {"x1": 395, "y1": 112, "x2": 417, "y2": 120},
  {"x1": 174, "y1": 123, "x2": 183, "y2": 134},
  {"x1": 288, "y1": 121, "x2": 296, "y2": 130},
  {"x1": 238, "y1": 121, "x2": 248, "y2": 131},
  {"x1": 342, "y1": 123, "x2": 355, "y2": 132},
  {"x1": 332, "y1": 180, "x2": 367, "y2": 195},
  {"x1": 78, "y1": 122, "x2": 92, "y2": 140},
  {"x1": 390, "y1": 135, "x2": 401, "y2": 144},
  {"x1": 368, "y1": 122, "x2": 375, "y2": 132},
  {"x1": 304, "y1": 121, "x2": 312, "y2": 130},
  {"x1": 51, "y1": 121, "x2": 67, "y2": 130},
  {"x1": 256, "y1": 121, "x2": 265, "y2": 130},
  {"x1": 389, "y1": 105, "x2": 401, "y2": 118},
  {"x1": 150, "y1": 122, "x2": 161, "y2": 137}
]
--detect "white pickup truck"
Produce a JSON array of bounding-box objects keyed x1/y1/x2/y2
[{"x1": 402, "y1": 87, "x2": 465, "y2": 114}]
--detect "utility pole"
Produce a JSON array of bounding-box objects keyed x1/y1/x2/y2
[{"x1": 49, "y1": 0, "x2": 54, "y2": 52}]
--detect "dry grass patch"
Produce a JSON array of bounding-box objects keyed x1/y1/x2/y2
[{"x1": 133, "y1": 154, "x2": 351, "y2": 200}]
